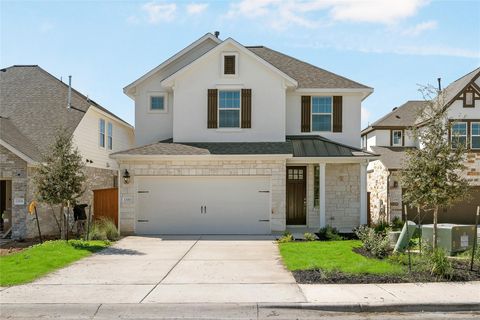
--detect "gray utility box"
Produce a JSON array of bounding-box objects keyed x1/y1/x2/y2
[{"x1": 421, "y1": 224, "x2": 476, "y2": 255}]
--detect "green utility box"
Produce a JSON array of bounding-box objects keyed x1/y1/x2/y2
[{"x1": 421, "y1": 224, "x2": 476, "y2": 255}]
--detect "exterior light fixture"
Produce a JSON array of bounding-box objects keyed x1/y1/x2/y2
[{"x1": 123, "y1": 169, "x2": 131, "y2": 184}]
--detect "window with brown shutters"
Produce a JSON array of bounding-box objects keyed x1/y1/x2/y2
[
  {"x1": 224, "y1": 55, "x2": 236, "y2": 75},
  {"x1": 332, "y1": 96, "x2": 343, "y2": 132},
  {"x1": 207, "y1": 89, "x2": 218, "y2": 128},
  {"x1": 301, "y1": 96, "x2": 311, "y2": 132},
  {"x1": 241, "y1": 89, "x2": 251, "y2": 128}
]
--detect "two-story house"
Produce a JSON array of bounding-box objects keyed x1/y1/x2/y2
[
  {"x1": 362, "y1": 67, "x2": 480, "y2": 225},
  {"x1": 112, "y1": 33, "x2": 375, "y2": 235},
  {"x1": 0, "y1": 65, "x2": 134, "y2": 239}
]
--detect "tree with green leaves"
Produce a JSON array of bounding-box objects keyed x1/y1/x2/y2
[
  {"x1": 34, "y1": 130, "x2": 86, "y2": 239},
  {"x1": 401, "y1": 85, "x2": 469, "y2": 249}
]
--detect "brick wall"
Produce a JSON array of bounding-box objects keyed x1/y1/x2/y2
[{"x1": 117, "y1": 158, "x2": 287, "y2": 234}]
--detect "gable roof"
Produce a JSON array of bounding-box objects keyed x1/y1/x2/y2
[
  {"x1": 361, "y1": 100, "x2": 427, "y2": 135},
  {"x1": 0, "y1": 117, "x2": 42, "y2": 162},
  {"x1": 370, "y1": 146, "x2": 415, "y2": 170},
  {"x1": 123, "y1": 33, "x2": 221, "y2": 97},
  {"x1": 0, "y1": 65, "x2": 131, "y2": 161},
  {"x1": 247, "y1": 46, "x2": 372, "y2": 91},
  {"x1": 161, "y1": 38, "x2": 298, "y2": 88},
  {"x1": 442, "y1": 67, "x2": 480, "y2": 107}
]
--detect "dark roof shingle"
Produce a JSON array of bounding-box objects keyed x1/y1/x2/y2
[{"x1": 370, "y1": 146, "x2": 415, "y2": 169}]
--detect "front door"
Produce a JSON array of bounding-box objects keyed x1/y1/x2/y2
[{"x1": 286, "y1": 166, "x2": 306, "y2": 225}]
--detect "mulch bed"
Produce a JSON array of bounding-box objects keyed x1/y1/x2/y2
[
  {"x1": 293, "y1": 248, "x2": 480, "y2": 284},
  {"x1": 0, "y1": 236, "x2": 59, "y2": 256}
]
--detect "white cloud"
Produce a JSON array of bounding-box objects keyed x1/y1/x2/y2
[
  {"x1": 401, "y1": 20, "x2": 437, "y2": 36},
  {"x1": 186, "y1": 3, "x2": 208, "y2": 15},
  {"x1": 329, "y1": 0, "x2": 429, "y2": 24},
  {"x1": 226, "y1": 0, "x2": 429, "y2": 29},
  {"x1": 142, "y1": 2, "x2": 177, "y2": 24}
]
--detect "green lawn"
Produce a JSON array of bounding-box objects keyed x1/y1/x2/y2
[
  {"x1": 0, "y1": 240, "x2": 110, "y2": 286},
  {"x1": 279, "y1": 240, "x2": 404, "y2": 275}
]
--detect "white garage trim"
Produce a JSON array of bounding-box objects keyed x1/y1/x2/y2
[{"x1": 134, "y1": 175, "x2": 272, "y2": 235}]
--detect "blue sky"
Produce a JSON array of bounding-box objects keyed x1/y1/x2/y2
[{"x1": 1, "y1": 0, "x2": 479, "y2": 128}]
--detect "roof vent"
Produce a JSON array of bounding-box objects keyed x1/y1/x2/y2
[
  {"x1": 214, "y1": 31, "x2": 220, "y2": 38},
  {"x1": 392, "y1": 107, "x2": 398, "y2": 111},
  {"x1": 395, "y1": 115, "x2": 401, "y2": 119},
  {"x1": 67, "y1": 75, "x2": 72, "y2": 109}
]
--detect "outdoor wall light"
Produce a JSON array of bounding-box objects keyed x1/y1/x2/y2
[{"x1": 123, "y1": 169, "x2": 131, "y2": 184}]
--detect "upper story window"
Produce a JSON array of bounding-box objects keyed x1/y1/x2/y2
[
  {"x1": 107, "y1": 122, "x2": 113, "y2": 150},
  {"x1": 471, "y1": 122, "x2": 480, "y2": 149},
  {"x1": 150, "y1": 95, "x2": 165, "y2": 111},
  {"x1": 218, "y1": 90, "x2": 240, "y2": 128},
  {"x1": 311, "y1": 96, "x2": 332, "y2": 132},
  {"x1": 99, "y1": 119, "x2": 105, "y2": 148},
  {"x1": 391, "y1": 130, "x2": 403, "y2": 146},
  {"x1": 224, "y1": 55, "x2": 236, "y2": 75},
  {"x1": 451, "y1": 122, "x2": 467, "y2": 149}
]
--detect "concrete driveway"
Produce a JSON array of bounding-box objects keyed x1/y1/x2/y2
[{"x1": 0, "y1": 236, "x2": 306, "y2": 304}]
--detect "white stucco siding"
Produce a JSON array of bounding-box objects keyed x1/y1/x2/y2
[
  {"x1": 172, "y1": 43, "x2": 287, "y2": 142},
  {"x1": 446, "y1": 100, "x2": 480, "y2": 120},
  {"x1": 286, "y1": 92, "x2": 363, "y2": 148},
  {"x1": 73, "y1": 107, "x2": 134, "y2": 170},
  {"x1": 133, "y1": 38, "x2": 219, "y2": 146}
]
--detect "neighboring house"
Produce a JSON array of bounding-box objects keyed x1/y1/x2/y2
[
  {"x1": 112, "y1": 33, "x2": 375, "y2": 235},
  {"x1": 362, "y1": 67, "x2": 480, "y2": 224},
  {"x1": 0, "y1": 65, "x2": 134, "y2": 239}
]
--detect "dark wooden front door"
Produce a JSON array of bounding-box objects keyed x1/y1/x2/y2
[{"x1": 286, "y1": 166, "x2": 306, "y2": 225}]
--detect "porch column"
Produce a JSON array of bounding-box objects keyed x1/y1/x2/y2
[
  {"x1": 360, "y1": 161, "x2": 368, "y2": 225},
  {"x1": 319, "y1": 162, "x2": 326, "y2": 228}
]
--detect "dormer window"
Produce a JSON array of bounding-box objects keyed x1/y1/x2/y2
[
  {"x1": 222, "y1": 53, "x2": 238, "y2": 76},
  {"x1": 465, "y1": 92, "x2": 474, "y2": 108},
  {"x1": 391, "y1": 130, "x2": 403, "y2": 146}
]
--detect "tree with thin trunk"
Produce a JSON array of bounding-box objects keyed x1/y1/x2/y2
[
  {"x1": 401, "y1": 85, "x2": 469, "y2": 249},
  {"x1": 34, "y1": 130, "x2": 86, "y2": 239}
]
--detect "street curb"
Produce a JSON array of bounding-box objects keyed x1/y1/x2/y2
[{"x1": 259, "y1": 302, "x2": 480, "y2": 313}]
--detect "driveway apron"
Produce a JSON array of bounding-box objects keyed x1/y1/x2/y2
[{"x1": 0, "y1": 235, "x2": 305, "y2": 304}]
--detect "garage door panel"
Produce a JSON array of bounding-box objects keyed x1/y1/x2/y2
[{"x1": 135, "y1": 176, "x2": 271, "y2": 235}]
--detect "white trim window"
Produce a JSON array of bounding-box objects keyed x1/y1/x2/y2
[
  {"x1": 311, "y1": 96, "x2": 332, "y2": 132},
  {"x1": 471, "y1": 122, "x2": 480, "y2": 149},
  {"x1": 218, "y1": 90, "x2": 241, "y2": 128},
  {"x1": 99, "y1": 119, "x2": 105, "y2": 148},
  {"x1": 149, "y1": 95, "x2": 166, "y2": 112},
  {"x1": 221, "y1": 52, "x2": 238, "y2": 76},
  {"x1": 392, "y1": 130, "x2": 402, "y2": 146},
  {"x1": 107, "y1": 122, "x2": 113, "y2": 150},
  {"x1": 451, "y1": 122, "x2": 467, "y2": 149}
]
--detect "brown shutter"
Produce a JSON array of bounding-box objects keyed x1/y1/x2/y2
[
  {"x1": 241, "y1": 89, "x2": 251, "y2": 128},
  {"x1": 207, "y1": 89, "x2": 218, "y2": 129},
  {"x1": 333, "y1": 96, "x2": 343, "y2": 132},
  {"x1": 301, "y1": 96, "x2": 311, "y2": 132}
]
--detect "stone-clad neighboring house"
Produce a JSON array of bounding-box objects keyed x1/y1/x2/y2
[
  {"x1": 0, "y1": 65, "x2": 134, "y2": 239},
  {"x1": 362, "y1": 67, "x2": 480, "y2": 224},
  {"x1": 112, "y1": 33, "x2": 376, "y2": 235}
]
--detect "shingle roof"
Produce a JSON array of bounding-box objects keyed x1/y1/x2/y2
[
  {"x1": 112, "y1": 136, "x2": 375, "y2": 158},
  {"x1": 0, "y1": 117, "x2": 42, "y2": 162},
  {"x1": 370, "y1": 146, "x2": 415, "y2": 169},
  {"x1": 247, "y1": 46, "x2": 371, "y2": 90},
  {"x1": 0, "y1": 65, "x2": 130, "y2": 159},
  {"x1": 443, "y1": 67, "x2": 480, "y2": 107},
  {"x1": 362, "y1": 100, "x2": 427, "y2": 135}
]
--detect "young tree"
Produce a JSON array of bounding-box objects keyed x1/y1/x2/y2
[
  {"x1": 34, "y1": 130, "x2": 86, "y2": 239},
  {"x1": 401, "y1": 85, "x2": 469, "y2": 249}
]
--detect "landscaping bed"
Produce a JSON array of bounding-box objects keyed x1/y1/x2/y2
[
  {"x1": 279, "y1": 239, "x2": 480, "y2": 284},
  {"x1": 0, "y1": 240, "x2": 110, "y2": 286}
]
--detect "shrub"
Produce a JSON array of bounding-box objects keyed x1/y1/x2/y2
[
  {"x1": 372, "y1": 220, "x2": 390, "y2": 234},
  {"x1": 423, "y1": 248, "x2": 453, "y2": 279},
  {"x1": 355, "y1": 225, "x2": 390, "y2": 259},
  {"x1": 390, "y1": 217, "x2": 404, "y2": 231},
  {"x1": 303, "y1": 232, "x2": 316, "y2": 241},
  {"x1": 88, "y1": 217, "x2": 119, "y2": 241},
  {"x1": 317, "y1": 225, "x2": 343, "y2": 241},
  {"x1": 277, "y1": 233, "x2": 294, "y2": 243}
]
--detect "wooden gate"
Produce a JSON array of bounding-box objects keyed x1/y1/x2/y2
[{"x1": 93, "y1": 188, "x2": 118, "y2": 225}]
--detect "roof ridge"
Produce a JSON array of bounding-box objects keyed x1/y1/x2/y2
[
  {"x1": 445, "y1": 67, "x2": 480, "y2": 87},
  {"x1": 249, "y1": 45, "x2": 371, "y2": 89}
]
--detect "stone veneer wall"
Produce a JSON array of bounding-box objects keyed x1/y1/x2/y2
[
  {"x1": 464, "y1": 153, "x2": 480, "y2": 185},
  {"x1": 0, "y1": 145, "x2": 28, "y2": 239},
  {"x1": 367, "y1": 160, "x2": 388, "y2": 223},
  {"x1": 1, "y1": 144, "x2": 117, "y2": 239},
  {"x1": 117, "y1": 158, "x2": 287, "y2": 235},
  {"x1": 325, "y1": 163, "x2": 361, "y2": 232}
]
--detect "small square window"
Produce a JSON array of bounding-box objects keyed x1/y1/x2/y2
[
  {"x1": 150, "y1": 96, "x2": 165, "y2": 111},
  {"x1": 465, "y1": 92, "x2": 474, "y2": 107},
  {"x1": 224, "y1": 55, "x2": 236, "y2": 75}
]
